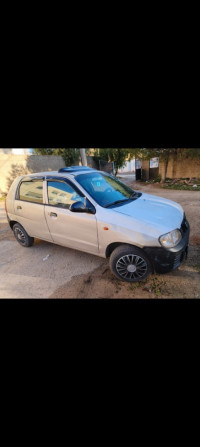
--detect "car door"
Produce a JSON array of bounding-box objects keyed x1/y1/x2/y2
[
  {"x1": 14, "y1": 177, "x2": 53, "y2": 241},
  {"x1": 44, "y1": 178, "x2": 99, "y2": 254}
]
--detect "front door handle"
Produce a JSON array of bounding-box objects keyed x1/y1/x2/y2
[
  {"x1": 17, "y1": 206, "x2": 22, "y2": 210},
  {"x1": 50, "y1": 212, "x2": 57, "y2": 217}
]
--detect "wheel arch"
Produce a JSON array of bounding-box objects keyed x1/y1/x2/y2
[
  {"x1": 106, "y1": 242, "x2": 142, "y2": 258},
  {"x1": 106, "y1": 242, "x2": 155, "y2": 272},
  {"x1": 9, "y1": 220, "x2": 19, "y2": 230}
]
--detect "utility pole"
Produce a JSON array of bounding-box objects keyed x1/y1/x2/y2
[{"x1": 80, "y1": 148, "x2": 87, "y2": 166}]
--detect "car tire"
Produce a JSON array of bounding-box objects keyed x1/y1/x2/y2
[
  {"x1": 109, "y1": 244, "x2": 152, "y2": 282},
  {"x1": 13, "y1": 223, "x2": 34, "y2": 247}
]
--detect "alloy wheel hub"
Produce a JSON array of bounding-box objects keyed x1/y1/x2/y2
[
  {"x1": 127, "y1": 264, "x2": 137, "y2": 273},
  {"x1": 116, "y1": 254, "x2": 147, "y2": 279},
  {"x1": 16, "y1": 229, "x2": 25, "y2": 242}
]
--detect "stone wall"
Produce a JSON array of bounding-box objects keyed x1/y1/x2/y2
[
  {"x1": 159, "y1": 156, "x2": 200, "y2": 179},
  {"x1": 0, "y1": 154, "x2": 65, "y2": 195}
]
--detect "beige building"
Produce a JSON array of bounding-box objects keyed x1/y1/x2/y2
[{"x1": 0, "y1": 151, "x2": 65, "y2": 196}]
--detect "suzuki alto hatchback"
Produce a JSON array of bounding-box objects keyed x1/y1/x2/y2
[{"x1": 5, "y1": 167, "x2": 190, "y2": 282}]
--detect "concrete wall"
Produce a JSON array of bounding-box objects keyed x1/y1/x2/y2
[
  {"x1": 0, "y1": 154, "x2": 65, "y2": 195},
  {"x1": 0, "y1": 149, "x2": 13, "y2": 154},
  {"x1": 118, "y1": 159, "x2": 135, "y2": 173},
  {"x1": 159, "y1": 156, "x2": 200, "y2": 179}
]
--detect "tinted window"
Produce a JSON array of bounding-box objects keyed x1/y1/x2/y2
[
  {"x1": 19, "y1": 180, "x2": 43, "y2": 204},
  {"x1": 47, "y1": 181, "x2": 84, "y2": 209},
  {"x1": 76, "y1": 173, "x2": 136, "y2": 207}
]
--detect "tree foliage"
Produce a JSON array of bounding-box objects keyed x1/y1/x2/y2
[
  {"x1": 34, "y1": 148, "x2": 80, "y2": 166},
  {"x1": 134, "y1": 148, "x2": 200, "y2": 160},
  {"x1": 94, "y1": 148, "x2": 138, "y2": 175}
]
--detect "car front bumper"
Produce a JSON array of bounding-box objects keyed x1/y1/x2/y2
[{"x1": 143, "y1": 216, "x2": 190, "y2": 274}]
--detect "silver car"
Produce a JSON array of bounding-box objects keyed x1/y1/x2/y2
[{"x1": 5, "y1": 166, "x2": 190, "y2": 282}]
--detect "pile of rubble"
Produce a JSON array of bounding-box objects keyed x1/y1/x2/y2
[{"x1": 165, "y1": 177, "x2": 200, "y2": 188}]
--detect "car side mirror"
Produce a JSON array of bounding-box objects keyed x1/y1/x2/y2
[{"x1": 70, "y1": 200, "x2": 96, "y2": 214}]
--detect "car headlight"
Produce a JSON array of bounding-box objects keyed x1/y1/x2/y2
[{"x1": 159, "y1": 229, "x2": 182, "y2": 248}]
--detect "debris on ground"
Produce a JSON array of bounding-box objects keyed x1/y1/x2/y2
[
  {"x1": 162, "y1": 177, "x2": 200, "y2": 190},
  {"x1": 138, "y1": 177, "x2": 200, "y2": 190},
  {"x1": 143, "y1": 285, "x2": 151, "y2": 292}
]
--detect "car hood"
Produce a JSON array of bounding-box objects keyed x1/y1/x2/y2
[{"x1": 114, "y1": 192, "x2": 184, "y2": 232}]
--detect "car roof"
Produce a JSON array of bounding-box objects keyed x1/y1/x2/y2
[{"x1": 20, "y1": 168, "x2": 102, "y2": 180}]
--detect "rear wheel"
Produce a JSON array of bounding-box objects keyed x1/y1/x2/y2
[
  {"x1": 109, "y1": 244, "x2": 152, "y2": 282},
  {"x1": 13, "y1": 223, "x2": 34, "y2": 247}
]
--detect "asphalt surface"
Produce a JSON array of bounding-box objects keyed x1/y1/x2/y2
[{"x1": 0, "y1": 203, "x2": 104, "y2": 298}]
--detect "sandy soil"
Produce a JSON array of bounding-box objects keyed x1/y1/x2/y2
[
  {"x1": 49, "y1": 248, "x2": 200, "y2": 299},
  {"x1": 50, "y1": 182, "x2": 200, "y2": 299}
]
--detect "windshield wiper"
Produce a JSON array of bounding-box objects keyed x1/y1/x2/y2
[
  {"x1": 105, "y1": 192, "x2": 139, "y2": 208},
  {"x1": 105, "y1": 199, "x2": 130, "y2": 208},
  {"x1": 129, "y1": 192, "x2": 137, "y2": 198}
]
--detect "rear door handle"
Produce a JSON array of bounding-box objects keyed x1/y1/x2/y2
[
  {"x1": 17, "y1": 206, "x2": 22, "y2": 210},
  {"x1": 50, "y1": 212, "x2": 57, "y2": 217}
]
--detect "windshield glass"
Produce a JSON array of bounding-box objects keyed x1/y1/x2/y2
[{"x1": 76, "y1": 172, "x2": 138, "y2": 208}]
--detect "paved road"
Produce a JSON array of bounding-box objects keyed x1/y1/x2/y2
[
  {"x1": 0, "y1": 203, "x2": 104, "y2": 299},
  {"x1": 117, "y1": 173, "x2": 136, "y2": 184}
]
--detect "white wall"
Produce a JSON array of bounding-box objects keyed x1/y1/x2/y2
[
  {"x1": 118, "y1": 159, "x2": 135, "y2": 173},
  {"x1": 12, "y1": 149, "x2": 29, "y2": 154}
]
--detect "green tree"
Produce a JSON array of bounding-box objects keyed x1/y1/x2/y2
[
  {"x1": 95, "y1": 148, "x2": 135, "y2": 175},
  {"x1": 180, "y1": 148, "x2": 200, "y2": 159},
  {"x1": 127, "y1": 148, "x2": 144, "y2": 160},
  {"x1": 34, "y1": 148, "x2": 80, "y2": 166}
]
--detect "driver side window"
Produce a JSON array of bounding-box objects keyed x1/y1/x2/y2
[{"x1": 47, "y1": 181, "x2": 84, "y2": 209}]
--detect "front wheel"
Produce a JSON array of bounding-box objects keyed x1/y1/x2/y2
[{"x1": 109, "y1": 245, "x2": 152, "y2": 282}]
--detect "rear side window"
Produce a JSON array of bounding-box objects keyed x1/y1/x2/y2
[{"x1": 19, "y1": 180, "x2": 43, "y2": 204}]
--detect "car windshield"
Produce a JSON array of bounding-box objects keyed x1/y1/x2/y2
[{"x1": 75, "y1": 172, "x2": 138, "y2": 208}]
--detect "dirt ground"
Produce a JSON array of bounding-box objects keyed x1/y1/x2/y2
[
  {"x1": 50, "y1": 181, "x2": 200, "y2": 299},
  {"x1": 1, "y1": 181, "x2": 200, "y2": 299}
]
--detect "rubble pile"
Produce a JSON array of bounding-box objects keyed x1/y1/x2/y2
[
  {"x1": 165, "y1": 177, "x2": 200, "y2": 187},
  {"x1": 162, "y1": 177, "x2": 200, "y2": 190}
]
